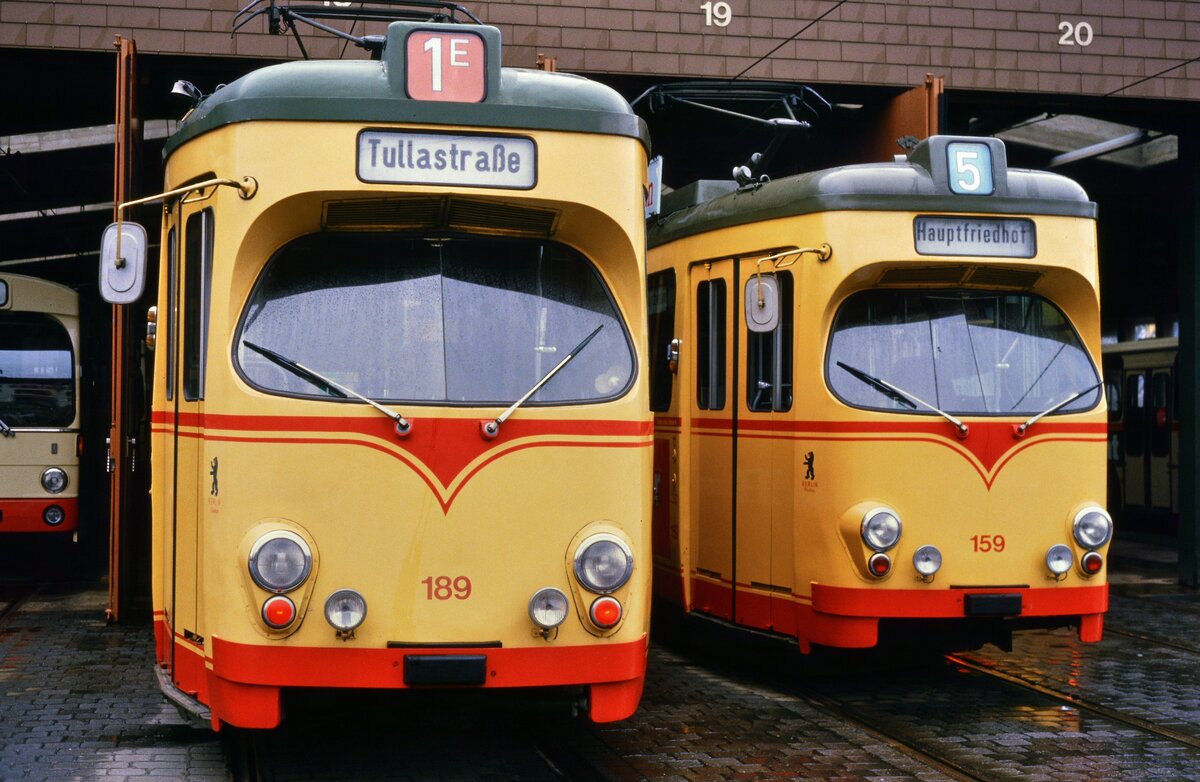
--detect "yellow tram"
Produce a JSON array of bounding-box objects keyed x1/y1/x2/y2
[
  {"x1": 648, "y1": 136, "x2": 1110, "y2": 653},
  {"x1": 0, "y1": 274, "x2": 82, "y2": 535},
  {"x1": 100, "y1": 12, "x2": 651, "y2": 730}
]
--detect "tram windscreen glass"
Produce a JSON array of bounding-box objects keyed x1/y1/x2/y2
[
  {"x1": 826, "y1": 290, "x2": 1100, "y2": 416},
  {"x1": 237, "y1": 234, "x2": 633, "y2": 405},
  {"x1": 0, "y1": 312, "x2": 76, "y2": 427}
]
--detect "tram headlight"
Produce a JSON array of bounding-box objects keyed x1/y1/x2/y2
[
  {"x1": 248, "y1": 531, "x2": 312, "y2": 593},
  {"x1": 41, "y1": 467, "x2": 68, "y2": 494},
  {"x1": 573, "y1": 535, "x2": 634, "y2": 594},
  {"x1": 1073, "y1": 507, "x2": 1113, "y2": 549},
  {"x1": 324, "y1": 589, "x2": 367, "y2": 632},
  {"x1": 43, "y1": 505, "x2": 65, "y2": 526},
  {"x1": 1046, "y1": 544, "x2": 1074, "y2": 577},
  {"x1": 861, "y1": 508, "x2": 902, "y2": 552},
  {"x1": 528, "y1": 587, "x2": 569, "y2": 629},
  {"x1": 913, "y1": 545, "x2": 942, "y2": 579}
]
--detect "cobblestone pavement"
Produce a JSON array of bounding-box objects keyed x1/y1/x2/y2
[
  {"x1": 0, "y1": 581, "x2": 225, "y2": 782},
  {"x1": 3, "y1": 539, "x2": 1200, "y2": 780}
]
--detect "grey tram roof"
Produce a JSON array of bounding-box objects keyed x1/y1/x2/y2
[
  {"x1": 162, "y1": 61, "x2": 649, "y2": 160},
  {"x1": 647, "y1": 139, "x2": 1097, "y2": 249}
]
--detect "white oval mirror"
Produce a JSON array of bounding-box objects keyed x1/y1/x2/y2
[
  {"x1": 99, "y1": 222, "x2": 148, "y2": 304},
  {"x1": 745, "y1": 274, "x2": 779, "y2": 333}
]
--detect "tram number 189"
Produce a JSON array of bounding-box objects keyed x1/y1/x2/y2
[
  {"x1": 970, "y1": 535, "x2": 1006, "y2": 553},
  {"x1": 422, "y1": 575, "x2": 473, "y2": 600}
]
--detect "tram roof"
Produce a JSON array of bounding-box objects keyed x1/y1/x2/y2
[
  {"x1": 648, "y1": 139, "x2": 1096, "y2": 248},
  {"x1": 163, "y1": 60, "x2": 649, "y2": 159}
]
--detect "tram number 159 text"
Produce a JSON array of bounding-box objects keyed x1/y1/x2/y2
[
  {"x1": 971, "y1": 535, "x2": 1006, "y2": 553},
  {"x1": 422, "y1": 575, "x2": 473, "y2": 600}
]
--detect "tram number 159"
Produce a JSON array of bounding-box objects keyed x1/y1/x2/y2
[
  {"x1": 422, "y1": 575, "x2": 473, "y2": 600},
  {"x1": 971, "y1": 535, "x2": 1006, "y2": 553}
]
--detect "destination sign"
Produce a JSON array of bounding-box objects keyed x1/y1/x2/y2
[
  {"x1": 913, "y1": 216, "x2": 1036, "y2": 258},
  {"x1": 357, "y1": 131, "x2": 536, "y2": 189}
]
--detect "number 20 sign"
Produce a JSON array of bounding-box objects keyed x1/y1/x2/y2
[{"x1": 406, "y1": 30, "x2": 486, "y2": 103}]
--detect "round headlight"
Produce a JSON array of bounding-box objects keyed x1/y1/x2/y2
[
  {"x1": 861, "y1": 508, "x2": 902, "y2": 552},
  {"x1": 573, "y1": 535, "x2": 634, "y2": 594},
  {"x1": 41, "y1": 467, "x2": 68, "y2": 494},
  {"x1": 1073, "y1": 507, "x2": 1113, "y2": 549},
  {"x1": 1046, "y1": 544, "x2": 1074, "y2": 576},
  {"x1": 43, "y1": 505, "x2": 65, "y2": 526},
  {"x1": 324, "y1": 589, "x2": 367, "y2": 632},
  {"x1": 913, "y1": 545, "x2": 942, "y2": 577},
  {"x1": 249, "y1": 531, "x2": 312, "y2": 593},
  {"x1": 528, "y1": 587, "x2": 569, "y2": 629}
]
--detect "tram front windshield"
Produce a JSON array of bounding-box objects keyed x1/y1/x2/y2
[
  {"x1": 0, "y1": 312, "x2": 76, "y2": 427},
  {"x1": 238, "y1": 233, "x2": 634, "y2": 405},
  {"x1": 827, "y1": 290, "x2": 1100, "y2": 416}
]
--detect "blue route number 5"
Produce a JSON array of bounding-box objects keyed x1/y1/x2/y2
[{"x1": 947, "y1": 142, "x2": 994, "y2": 195}]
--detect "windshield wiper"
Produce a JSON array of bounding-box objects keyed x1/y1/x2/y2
[
  {"x1": 482, "y1": 325, "x2": 602, "y2": 439},
  {"x1": 243, "y1": 340, "x2": 411, "y2": 435},
  {"x1": 836, "y1": 361, "x2": 969, "y2": 438},
  {"x1": 0, "y1": 417, "x2": 13, "y2": 438},
  {"x1": 1014, "y1": 381, "x2": 1102, "y2": 437}
]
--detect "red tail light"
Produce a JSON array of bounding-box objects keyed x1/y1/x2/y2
[
  {"x1": 590, "y1": 596, "x2": 622, "y2": 628},
  {"x1": 262, "y1": 596, "x2": 297, "y2": 628}
]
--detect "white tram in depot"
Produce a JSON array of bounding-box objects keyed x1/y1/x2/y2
[{"x1": 0, "y1": 274, "x2": 82, "y2": 536}]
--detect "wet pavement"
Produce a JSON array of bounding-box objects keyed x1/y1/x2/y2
[{"x1": 2, "y1": 537, "x2": 1200, "y2": 781}]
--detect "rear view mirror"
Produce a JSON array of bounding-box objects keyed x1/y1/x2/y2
[
  {"x1": 100, "y1": 222, "x2": 148, "y2": 304},
  {"x1": 745, "y1": 274, "x2": 780, "y2": 332}
]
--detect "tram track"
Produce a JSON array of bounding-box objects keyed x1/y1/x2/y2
[
  {"x1": 219, "y1": 697, "x2": 643, "y2": 782},
  {"x1": 947, "y1": 652, "x2": 1200, "y2": 750},
  {"x1": 0, "y1": 583, "x2": 39, "y2": 628},
  {"x1": 791, "y1": 685, "x2": 996, "y2": 782},
  {"x1": 1104, "y1": 625, "x2": 1200, "y2": 656}
]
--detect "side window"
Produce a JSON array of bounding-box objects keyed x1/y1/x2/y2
[
  {"x1": 696, "y1": 278, "x2": 726, "y2": 410},
  {"x1": 648, "y1": 270, "x2": 676, "y2": 412},
  {"x1": 166, "y1": 226, "x2": 177, "y2": 401},
  {"x1": 746, "y1": 272, "x2": 793, "y2": 412},
  {"x1": 183, "y1": 209, "x2": 214, "y2": 401},
  {"x1": 1124, "y1": 373, "x2": 1145, "y2": 457}
]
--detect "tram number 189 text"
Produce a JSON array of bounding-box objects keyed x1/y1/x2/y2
[
  {"x1": 422, "y1": 575, "x2": 473, "y2": 600},
  {"x1": 971, "y1": 535, "x2": 1006, "y2": 553}
]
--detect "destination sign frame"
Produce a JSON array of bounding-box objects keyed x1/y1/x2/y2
[
  {"x1": 913, "y1": 216, "x2": 1036, "y2": 259},
  {"x1": 357, "y1": 130, "x2": 537, "y2": 190}
]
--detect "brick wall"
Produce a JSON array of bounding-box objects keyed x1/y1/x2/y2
[{"x1": 2, "y1": 0, "x2": 1198, "y2": 100}]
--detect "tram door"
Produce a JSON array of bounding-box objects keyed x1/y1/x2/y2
[
  {"x1": 1122, "y1": 367, "x2": 1174, "y2": 511},
  {"x1": 162, "y1": 204, "x2": 214, "y2": 655},
  {"x1": 687, "y1": 259, "x2": 796, "y2": 629},
  {"x1": 734, "y1": 268, "x2": 795, "y2": 633},
  {"x1": 689, "y1": 261, "x2": 735, "y2": 620}
]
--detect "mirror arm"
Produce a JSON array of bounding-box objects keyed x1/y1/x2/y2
[{"x1": 111, "y1": 176, "x2": 258, "y2": 269}]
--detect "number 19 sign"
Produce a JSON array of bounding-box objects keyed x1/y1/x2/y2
[{"x1": 406, "y1": 30, "x2": 486, "y2": 103}]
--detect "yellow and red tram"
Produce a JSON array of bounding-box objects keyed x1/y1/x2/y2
[
  {"x1": 648, "y1": 136, "x2": 1111, "y2": 653},
  {"x1": 100, "y1": 14, "x2": 651, "y2": 730},
  {"x1": 0, "y1": 274, "x2": 82, "y2": 535}
]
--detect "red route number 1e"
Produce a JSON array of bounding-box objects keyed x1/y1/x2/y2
[{"x1": 406, "y1": 30, "x2": 486, "y2": 103}]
